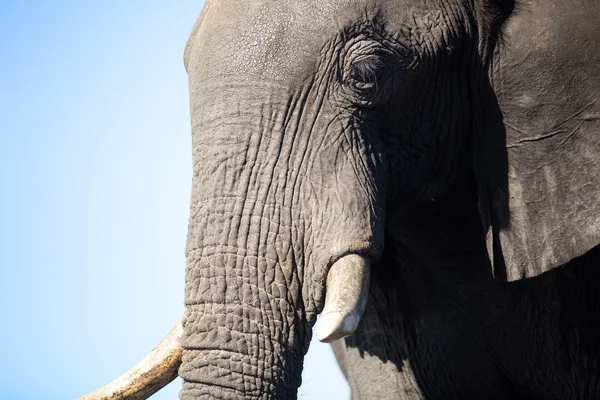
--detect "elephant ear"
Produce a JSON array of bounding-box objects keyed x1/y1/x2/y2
[
  {"x1": 473, "y1": 0, "x2": 515, "y2": 57},
  {"x1": 480, "y1": 0, "x2": 600, "y2": 280}
]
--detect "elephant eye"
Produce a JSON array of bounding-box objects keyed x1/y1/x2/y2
[
  {"x1": 339, "y1": 38, "x2": 396, "y2": 106},
  {"x1": 348, "y1": 55, "x2": 384, "y2": 90}
]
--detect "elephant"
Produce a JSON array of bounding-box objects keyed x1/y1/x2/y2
[{"x1": 81, "y1": 0, "x2": 600, "y2": 399}]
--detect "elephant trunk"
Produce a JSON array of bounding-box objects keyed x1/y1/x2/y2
[
  {"x1": 180, "y1": 176, "x2": 309, "y2": 399},
  {"x1": 180, "y1": 299, "x2": 302, "y2": 399},
  {"x1": 181, "y1": 264, "x2": 304, "y2": 398}
]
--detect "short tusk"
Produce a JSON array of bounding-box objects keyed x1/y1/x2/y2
[
  {"x1": 316, "y1": 254, "x2": 371, "y2": 343},
  {"x1": 78, "y1": 317, "x2": 184, "y2": 400}
]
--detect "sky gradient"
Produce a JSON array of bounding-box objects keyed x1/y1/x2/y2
[{"x1": 0, "y1": 2, "x2": 349, "y2": 398}]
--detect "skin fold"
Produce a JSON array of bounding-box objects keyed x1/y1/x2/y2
[{"x1": 180, "y1": 0, "x2": 600, "y2": 398}]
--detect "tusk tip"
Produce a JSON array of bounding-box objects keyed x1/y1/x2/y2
[{"x1": 316, "y1": 312, "x2": 360, "y2": 343}]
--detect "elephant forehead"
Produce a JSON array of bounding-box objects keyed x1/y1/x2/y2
[
  {"x1": 187, "y1": 0, "x2": 444, "y2": 85},
  {"x1": 225, "y1": 2, "x2": 323, "y2": 81},
  {"x1": 187, "y1": 0, "x2": 416, "y2": 84}
]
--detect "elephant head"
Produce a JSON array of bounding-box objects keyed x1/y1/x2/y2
[
  {"x1": 176, "y1": 0, "x2": 513, "y2": 398},
  {"x1": 81, "y1": 0, "x2": 600, "y2": 398}
]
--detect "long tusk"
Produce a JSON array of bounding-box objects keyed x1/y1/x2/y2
[
  {"x1": 316, "y1": 254, "x2": 371, "y2": 343},
  {"x1": 78, "y1": 317, "x2": 184, "y2": 400}
]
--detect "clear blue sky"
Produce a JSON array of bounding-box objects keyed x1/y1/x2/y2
[{"x1": 0, "y1": 2, "x2": 349, "y2": 399}]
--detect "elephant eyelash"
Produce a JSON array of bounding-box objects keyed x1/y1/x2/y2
[{"x1": 349, "y1": 56, "x2": 385, "y2": 84}]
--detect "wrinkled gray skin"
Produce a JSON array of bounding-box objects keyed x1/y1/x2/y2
[{"x1": 181, "y1": 0, "x2": 600, "y2": 398}]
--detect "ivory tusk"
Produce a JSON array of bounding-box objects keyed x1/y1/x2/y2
[
  {"x1": 78, "y1": 318, "x2": 184, "y2": 400},
  {"x1": 316, "y1": 254, "x2": 371, "y2": 343}
]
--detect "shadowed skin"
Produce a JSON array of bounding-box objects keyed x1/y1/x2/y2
[{"x1": 181, "y1": 0, "x2": 600, "y2": 398}]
